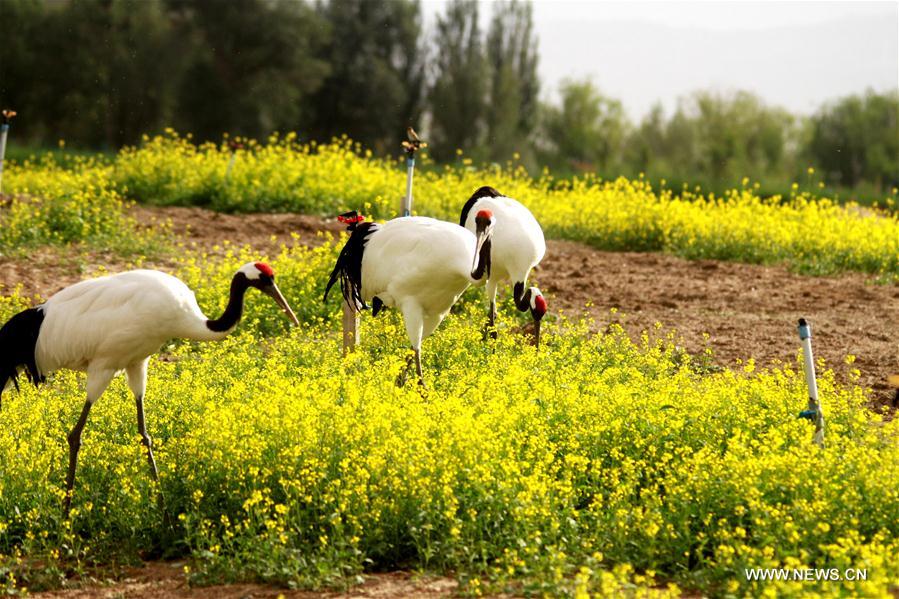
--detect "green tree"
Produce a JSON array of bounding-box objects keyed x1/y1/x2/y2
[
  {"x1": 484, "y1": 0, "x2": 539, "y2": 163},
  {"x1": 627, "y1": 90, "x2": 793, "y2": 185},
  {"x1": 427, "y1": 0, "x2": 488, "y2": 161},
  {"x1": 806, "y1": 91, "x2": 899, "y2": 190},
  {"x1": 309, "y1": 0, "x2": 425, "y2": 154},
  {"x1": 0, "y1": 0, "x2": 43, "y2": 141},
  {"x1": 1, "y1": 0, "x2": 178, "y2": 148},
  {"x1": 625, "y1": 102, "x2": 668, "y2": 174},
  {"x1": 167, "y1": 0, "x2": 328, "y2": 143},
  {"x1": 539, "y1": 79, "x2": 628, "y2": 174}
]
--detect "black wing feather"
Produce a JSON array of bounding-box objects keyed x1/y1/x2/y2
[
  {"x1": 323, "y1": 222, "x2": 379, "y2": 313},
  {"x1": 0, "y1": 307, "x2": 45, "y2": 408}
]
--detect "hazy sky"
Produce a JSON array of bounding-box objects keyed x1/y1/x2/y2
[{"x1": 422, "y1": 1, "x2": 899, "y2": 119}]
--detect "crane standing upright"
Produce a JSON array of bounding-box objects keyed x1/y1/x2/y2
[
  {"x1": 0, "y1": 262, "x2": 299, "y2": 513},
  {"x1": 325, "y1": 211, "x2": 496, "y2": 385},
  {"x1": 460, "y1": 186, "x2": 547, "y2": 346}
]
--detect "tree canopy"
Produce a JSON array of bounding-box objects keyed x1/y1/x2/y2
[{"x1": 0, "y1": 0, "x2": 895, "y2": 197}]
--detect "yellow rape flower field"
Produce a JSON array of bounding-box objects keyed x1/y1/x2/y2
[
  {"x1": 2, "y1": 131, "x2": 898, "y2": 278},
  {"x1": 1, "y1": 135, "x2": 898, "y2": 597}
]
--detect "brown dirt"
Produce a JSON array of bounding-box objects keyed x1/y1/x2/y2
[
  {"x1": 131, "y1": 205, "x2": 346, "y2": 251},
  {"x1": 3, "y1": 205, "x2": 897, "y2": 410},
  {"x1": 33, "y1": 562, "x2": 458, "y2": 598},
  {"x1": 0, "y1": 207, "x2": 344, "y2": 300},
  {"x1": 539, "y1": 240, "x2": 899, "y2": 410}
]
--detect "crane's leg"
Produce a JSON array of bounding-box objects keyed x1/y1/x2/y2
[
  {"x1": 127, "y1": 361, "x2": 171, "y2": 528},
  {"x1": 397, "y1": 305, "x2": 424, "y2": 387},
  {"x1": 414, "y1": 347, "x2": 424, "y2": 386},
  {"x1": 482, "y1": 280, "x2": 499, "y2": 341},
  {"x1": 126, "y1": 361, "x2": 159, "y2": 482},
  {"x1": 396, "y1": 352, "x2": 415, "y2": 387},
  {"x1": 64, "y1": 368, "x2": 114, "y2": 516},
  {"x1": 416, "y1": 315, "x2": 445, "y2": 389}
]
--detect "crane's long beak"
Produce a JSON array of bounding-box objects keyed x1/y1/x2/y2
[
  {"x1": 264, "y1": 283, "x2": 300, "y2": 326},
  {"x1": 533, "y1": 316, "x2": 541, "y2": 351},
  {"x1": 471, "y1": 223, "x2": 494, "y2": 274}
]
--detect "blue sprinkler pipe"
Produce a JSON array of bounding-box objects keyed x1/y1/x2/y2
[
  {"x1": 797, "y1": 318, "x2": 825, "y2": 447},
  {"x1": 402, "y1": 155, "x2": 415, "y2": 217},
  {"x1": 400, "y1": 127, "x2": 425, "y2": 216}
]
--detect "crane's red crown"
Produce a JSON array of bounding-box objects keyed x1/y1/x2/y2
[
  {"x1": 254, "y1": 262, "x2": 275, "y2": 277},
  {"x1": 534, "y1": 294, "x2": 547, "y2": 317},
  {"x1": 476, "y1": 209, "x2": 494, "y2": 220},
  {"x1": 338, "y1": 213, "x2": 365, "y2": 225}
]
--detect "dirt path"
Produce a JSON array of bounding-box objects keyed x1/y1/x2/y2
[
  {"x1": 33, "y1": 562, "x2": 458, "y2": 598},
  {"x1": 3, "y1": 205, "x2": 897, "y2": 411}
]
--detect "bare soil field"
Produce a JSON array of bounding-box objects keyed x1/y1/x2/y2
[
  {"x1": 3, "y1": 205, "x2": 896, "y2": 409},
  {"x1": 542, "y1": 240, "x2": 899, "y2": 410}
]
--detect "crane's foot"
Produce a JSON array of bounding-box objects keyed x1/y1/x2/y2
[
  {"x1": 395, "y1": 372, "x2": 407, "y2": 387},
  {"x1": 396, "y1": 353, "x2": 415, "y2": 387}
]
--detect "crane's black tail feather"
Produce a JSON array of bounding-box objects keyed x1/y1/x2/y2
[
  {"x1": 0, "y1": 307, "x2": 45, "y2": 408},
  {"x1": 323, "y1": 222, "x2": 379, "y2": 313}
]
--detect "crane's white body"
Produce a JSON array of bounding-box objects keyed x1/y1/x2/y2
[
  {"x1": 1, "y1": 261, "x2": 295, "y2": 514},
  {"x1": 462, "y1": 195, "x2": 545, "y2": 305},
  {"x1": 362, "y1": 216, "x2": 478, "y2": 350},
  {"x1": 35, "y1": 270, "x2": 226, "y2": 379},
  {"x1": 0, "y1": 262, "x2": 296, "y2": 514}
]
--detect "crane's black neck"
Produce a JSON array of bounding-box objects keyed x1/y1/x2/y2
[
  {"x1": 513, "y1": 282, "x2": 534, "y2": 312},
  {"x1": 471, "y1": 238, "x2": 492, "y2": 281},
  {"x1": 470, "y1": 211, "x2": 495, "y2": 281},
  {"x1": 207, "y1": 274, "x2": 251, "y2": 333}
]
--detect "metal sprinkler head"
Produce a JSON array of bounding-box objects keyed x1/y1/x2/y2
[{"x1": 402, "y1": 126, "x2": 427, "y2": 155}]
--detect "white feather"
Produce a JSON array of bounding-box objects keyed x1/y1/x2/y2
[
  {"x1": 35, "y1": 270, "x2": 224, "y2": 376},
  {"x1": 462, "y1": 195, "x2": 545, "y2": 285},
  {"x1": 361, "y1": 216, "x2": 478, "y2": 348}
]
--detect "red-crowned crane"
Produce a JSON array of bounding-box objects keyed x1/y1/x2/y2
[
  {"x1": 460, "y1": 186, "x2": 547, "y2": 346},
  {"x1": 324, "y1": 211, "x2": 495, "y2": 386},
  {"x1": 0, "y1": 262, "x2": 299, "y2": 514}
]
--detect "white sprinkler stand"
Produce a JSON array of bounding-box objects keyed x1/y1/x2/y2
[
  {"x1": 400, "y1": 127, "x2": 426, "y2": 216},
  {"x1": 797, "y1": 318, "x2": 825, "y2": 447},
  {"x1": 343, "y1": 300, "x2": 359, "y2": 355}
]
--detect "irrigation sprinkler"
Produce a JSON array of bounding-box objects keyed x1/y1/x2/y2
[
  {"x1": 337, "y1": 211, "x2": 365, "y2": 355},
  {"x1": 0, "y1": 109, "x2": 17, "y2": 196},
  {"x1": 797, "y1": 318, "x2": 825, "y2": 447},
  {"x1": 400, "y1": 126, "x2": 426, "y2": 216}
]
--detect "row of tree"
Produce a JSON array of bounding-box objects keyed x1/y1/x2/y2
[
  {"x1": 542, "y1": 82, "x2": 898, "y2": 193},
  {"x1": 0, "y1": 0, "x2": 538, "y2": 159},
  {"x1": 1, "y1": 0, "x2": 896, "y2": 193}
]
